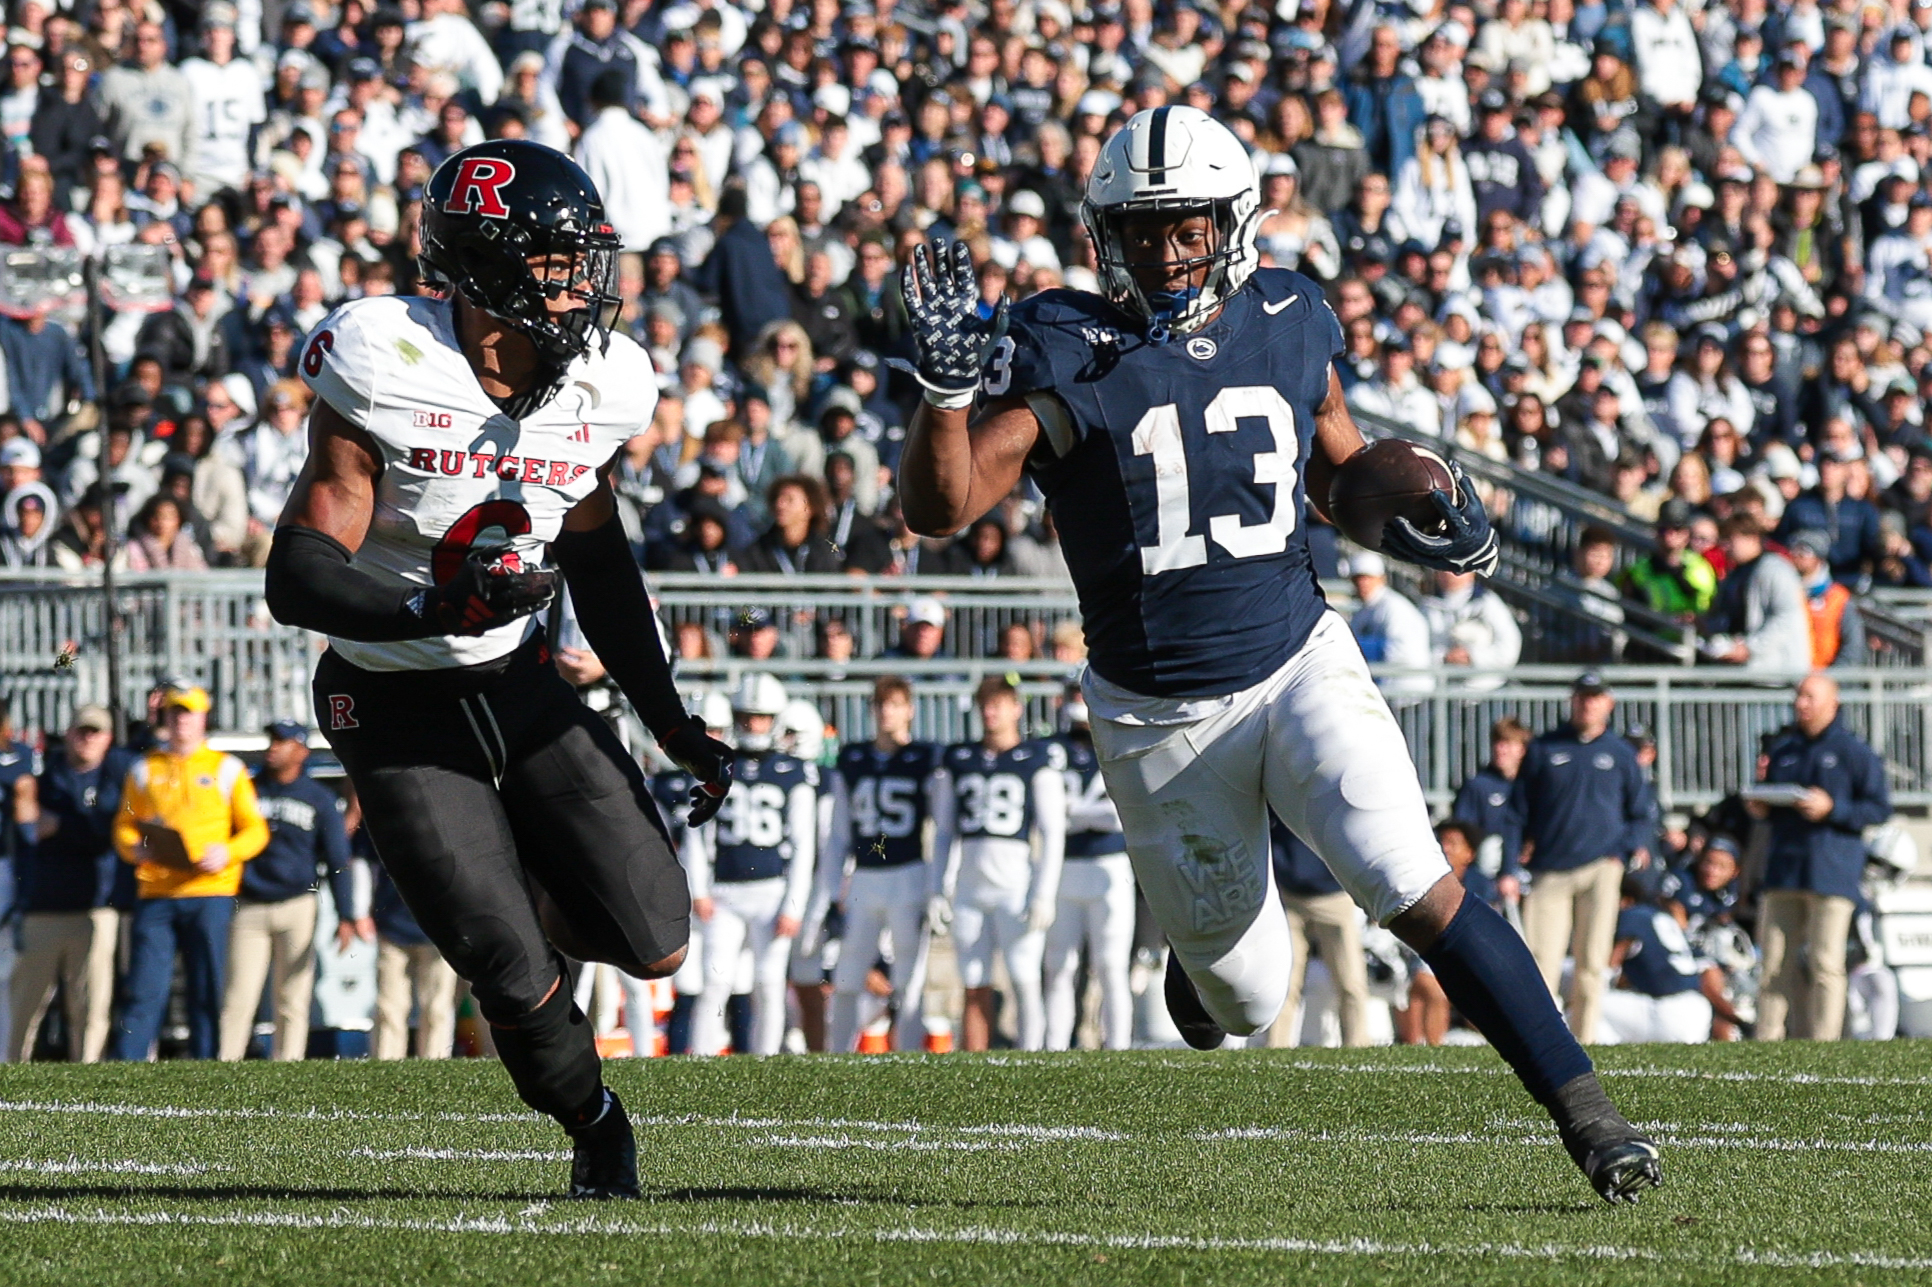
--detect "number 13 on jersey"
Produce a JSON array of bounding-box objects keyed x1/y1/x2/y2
[{"x1": 1132, "y1": 385, "x2": 1301, "y2": 575}]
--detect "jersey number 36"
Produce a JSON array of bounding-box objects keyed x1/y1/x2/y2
[
  {"x1": 1131, "y1": 385, "x2": 1301, "y2": 575},
  {"x1": 720, "y1": 782, "x2": 787, "y2": 849}
]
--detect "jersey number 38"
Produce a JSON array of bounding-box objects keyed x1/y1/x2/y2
[{"x1": 958, "y1": 773, "x2": 1026, "y2": 837}]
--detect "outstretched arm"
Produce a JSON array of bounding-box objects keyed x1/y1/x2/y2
[
  {"x1": 553, "y1": 462, "x2": 733, "y2": 820},
  {"x1": 893, "y1": 240, "x2": 1043, "y2": 537}
]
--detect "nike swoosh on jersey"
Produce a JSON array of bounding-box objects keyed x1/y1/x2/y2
[{"x1": 1262, "y1": 295, "x2": 1299, "y2": 315}]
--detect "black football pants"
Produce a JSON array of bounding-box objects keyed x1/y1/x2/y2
[{"x1": 316, "y1": 634, "x2": 689, "y2": 1125}]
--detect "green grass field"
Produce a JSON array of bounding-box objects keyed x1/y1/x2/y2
[{"x1": 0, "y1": 1042, "x2": 1929, "y2": 1285}]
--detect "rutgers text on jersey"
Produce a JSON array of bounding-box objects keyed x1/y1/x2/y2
[{"x1": 300, "y1": 290, "x2": 655, "y2": 672}]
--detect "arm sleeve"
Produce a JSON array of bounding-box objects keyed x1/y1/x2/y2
[
  {"x1": 781, "y1": 775, "x2": 818, "y2": 923},
  {"x1": 1833, "y1": 743, "x2": 1893, "y2": 831},
  {"x1": 1028, "y1": 764, "x2": 1066, "y2": 912},
  {"x1": 681, "y1": 820, "x2": 712, "y2": 900},
  {"x1": 551, "y1": 510, "x2": 691, "y2": 741},
  {"x1": 264, "y1": 525, "x2": 443, "y2": 641},
  {"x1": 321, "y1": 795, "x2": 356, "y2": 915},
  {"x1": 931, "y1": 769, "x2": 961, "y2": 900}
]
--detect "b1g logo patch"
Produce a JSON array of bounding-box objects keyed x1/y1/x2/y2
[
  {"x1": 446, "y1": 156, "x2": 515, "y2": 218},
  {"x1": 327, "y1": 694, "x2": 360, "y2": 731}
]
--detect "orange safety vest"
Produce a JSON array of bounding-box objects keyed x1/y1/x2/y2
[{"x1": 1806, "y1": 582, "x2": 1851, "y2": 667}]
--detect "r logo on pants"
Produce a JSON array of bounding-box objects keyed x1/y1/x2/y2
[{"x1": 328, "y1": 694, "x2": 360, "y2": 730}]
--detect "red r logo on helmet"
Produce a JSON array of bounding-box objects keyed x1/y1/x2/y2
[
  {"x1": 446, "y1": 157, "x2": 516, "y2": 218},
  {"x1": 327, "y1": 694, "x2": 359, "y2": 731}
]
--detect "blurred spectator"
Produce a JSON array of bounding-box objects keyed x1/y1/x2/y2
[
  {"x1": 1598, "y1": 878, "x2": 1712, "y2": 1044},
  {"x1": 177, "y1": 412, "x2": 250, "y2": 563},
  {"x1": 576, "y1": 69, "x2": 669, "y2": 253},
  {"x1": 1748, "y1": 674, "x2": 1890, "y2": 1041},
  {"x1": 1510, "y1": 672, "x2": 1654, "y2": 1044},
  {"x1": 0, "y1": 482, "x2": 56, "y2": 568},
  {"x1": 1619, "y1": 500, "x2": 1716, "y2": 635},
  {"x1": 123, "y1": 494, "x2": 208, "y2": 571},
  {"x1": 218, "y1": 722, "x2": 356, "y2": 1063},
  {"x1": 1706, "y1": 514, "x2": 1812, "y2": 670},
  {"x1": 1421, "y1": 570, "x2": 1522, "y2": 676},
  {"x1": 693, "y1": 185, "x2": 792, "y2": 357},
  {"x1": 1787, "y1": 530, "x2": 1864, "y2": 668},
  {"x1": 110, "y1": 685, "x2": 270, "y2": 1061},
  {"x1": 134, "y1": 274, "x2": 233, "y2": 390},
  {"x1": 883, "y1": 596, "x2": 949, "y2": 661},
  {"x1": 243, "y1": 381, "x2": 311, "y2": 529},
  {"x1": 1345, "y1": 551, "x2": 1431, "y2": 692},
  {"x1": 1265, "y1": 820, "x2": 1369, "y2": 1048},
  {"x1": 1775, "y1": 451, "x2": 1883, "y2": 587},
  {"x1": 733, "y1": 474, "x2": 842, "y2": 574},
  {"x1": 9, "y1": 706, "x2": 128, "y2": 1064},
  {"x1": 0, "y1": 304, "x2": 92, "y2": 437},
  {"x1": 1453, "y1": 717, "x2": 1530, "y2": 899},
  {"x1": 938, "y1": 514, "x2": 1016, "y2": 578}
]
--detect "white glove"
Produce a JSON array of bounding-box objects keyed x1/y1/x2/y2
[
  {"x1": 926, "y1": 894, "x2": 953, "y2": 933},
  {"x1": 1025, "y1": 899, "x2": 1056, "y2": 933}
]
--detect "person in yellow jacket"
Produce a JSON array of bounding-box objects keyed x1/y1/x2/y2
[{"x1": 110, "y1": 685, "x2": 269, "y2": 1060}]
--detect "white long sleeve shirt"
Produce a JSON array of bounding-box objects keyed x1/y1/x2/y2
[
  {"x1": 575, "y1": 106, "x2": 671, "y2": 253},
  {"x1": 1732, "y1": 84, "x2": 1818, "y2": 183},
  {"x1": 1630, "y1": 3, "x2": 1703, "y2": 108}
]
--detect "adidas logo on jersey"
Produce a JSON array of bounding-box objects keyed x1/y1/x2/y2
[
  {"x1": 405, "y1": 447, "x2": 594, "y2": 486},
  {"x1": 570, "y1": 424, "x2": 592, "y2": 443}
]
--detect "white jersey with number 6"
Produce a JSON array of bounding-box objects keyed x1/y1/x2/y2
[{"x1": 299, "y1": 294, "x2": 656, "y2": 673}]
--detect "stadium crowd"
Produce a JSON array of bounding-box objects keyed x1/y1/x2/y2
[{"x1": 0, "y1": 0, "x2": 1924, "y2": 656}]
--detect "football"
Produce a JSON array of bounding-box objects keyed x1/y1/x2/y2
[{"x1": 1327, "y1": 438, "x2": 1458, "y2": 550}]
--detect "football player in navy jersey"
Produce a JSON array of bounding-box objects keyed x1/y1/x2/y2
[
  {"x1": 820, "y1": 676, "x2": 951, "y2": 1052},
  {"x1": 934, "y1": 677, "x2": 1066, "y2": 1051},
  {"x1": 895, "y1": 106, "x2": 1660, "y2": 1201},
  {"x1": 681, "y1": 674, "x2": 819, "y2": 1056},
  {"x1": 1044, "y1": 685, "x2": 1136, "y2": 1051}
]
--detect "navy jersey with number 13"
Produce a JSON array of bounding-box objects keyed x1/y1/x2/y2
[{"x1": 994, "y1": 266, "x2": 1338, "y2": 699}]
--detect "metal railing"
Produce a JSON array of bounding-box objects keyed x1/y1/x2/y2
[{"x1": 0, "y1": 575, "x2": 1925, "y2": 808}]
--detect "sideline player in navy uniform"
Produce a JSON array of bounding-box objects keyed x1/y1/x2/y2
[
  {"x1": 821, "y1": 675, "x2": 949, "y2": 1052},
  {"x1": 934, "y1": 677, "x2": 1065, "y2": 1052},
  {"x1": 894, "y1": 106, "x2": 1660, "y2": 1201},
  {"x1": 682, "y1": 674, "x2": 819, "y2": 1056},
  {"x1": 264, "y1": 140, "x2": 733, "y2": 1197},
  {"x1": 1044, "y1": 684, "x2": 1136, "y2": 1050}
]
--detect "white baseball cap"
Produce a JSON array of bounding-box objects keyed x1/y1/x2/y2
[
  {"x1": 906, "y1": 596, "x2": 947, "y2": 628},
  {"x1": 0, "y1": 439, "x2": 41, "y2": 469},
  {"x1": 1348, "y1": 551, "x2": 1388, "y2": 578}
]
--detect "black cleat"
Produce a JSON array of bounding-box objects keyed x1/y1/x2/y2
[
  {"x1": 1556, "y1": 1105, "x2": 1664, "y2": 1204},
  {"x1": 568, "y1": 1089, "x2": 640, "y2": 1200},
  {"x1": 1164, "y1": 952, "x2": 1226, "y2": 1051}
]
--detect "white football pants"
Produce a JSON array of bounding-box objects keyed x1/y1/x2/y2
[
  {"x1": 1596, "y1": 988, "x2": 1713, "y2": 1045},
  {"x1": 1088, "y1": 611, "x2": 1449, "y2": 1036},
  {"x1": 692, "y1": 878, "x2": 793, "y2": 1056},
  {"x1": 1044, "y1": 853, "x2": 1136, "y2": 1050},
  {"x1": 829, "y1": 862, "x2": 932, "y2": 1052},
  {"x1": 953, "y1": 853, "x2": 1047, "y2": 1051}
]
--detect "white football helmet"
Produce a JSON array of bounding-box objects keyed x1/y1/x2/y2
[
  {"x1": 776, "y1": 698, "x2": 827, "y2": 761},
  {"x1": 698, "y1": 691, "x2": 733, "y2": 736},
  {"x1": 1081, "y1": 105, "x2": 1261, "y2": 340},
  {"x1": 730, "y1": 672, "x2": 788, "y2": 751}
]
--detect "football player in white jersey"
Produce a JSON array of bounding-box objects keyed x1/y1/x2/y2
[
  {"x1": 896, "y1": 107, "x2": 1661, "y2": 1202},
  {"x1": 265, "y1": 141, "x2": 733, "y2": 1199},
  {"x1": 681, "y1": 674, "x2": 820, "y2": 1056},
  {"x1": 934, "y1": 676, "x2": 1065, "y2": 1051}
]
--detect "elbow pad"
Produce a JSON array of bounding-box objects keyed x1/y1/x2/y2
[{"x1": 264, "y1": 525, "x2": 434, "y2": 642}]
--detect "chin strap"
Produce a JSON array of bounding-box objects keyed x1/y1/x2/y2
[{"x1": 1144, "y1": 287, "x2": 1204, "y2": 346}]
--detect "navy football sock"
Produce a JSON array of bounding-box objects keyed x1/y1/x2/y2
[{"x1": 1419, "y1": 891, "x2": 1592, "y2": 1109}]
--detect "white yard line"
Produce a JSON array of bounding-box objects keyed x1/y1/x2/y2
[
  {"x1": 3, "y1": 1202, "x2": 1931, "y2": 1272},
  {"x1": 348, "y1": 1148, "x2": 571, "y2": 1163},
  {"x1": 0, "y1": 1159, "x2": 221, "y2": 1176},
  {"x1": 1252, "y1": 1059, "x2": 1932, "y2": 1089},
  {"x1": 746, "y1": 1135, "x2": 1027, "y2": 1153},
  {"x1": 1195, "y1": 1125, "x2": 1932, "y2": 1154}
]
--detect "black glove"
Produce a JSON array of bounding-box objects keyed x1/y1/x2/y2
[
  {"x1": 893, "y1": 239, "x2": 1008, "y2": 400},
  {"x1": 409, "y1": 548, "x2": 559, "y2": 636},
  {"x1": 1379, "y1": 462, "x2": 1501, "y2": 577},
  {"x1": 660, "y1": 716, "x2": 734, "y2": 826}
]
